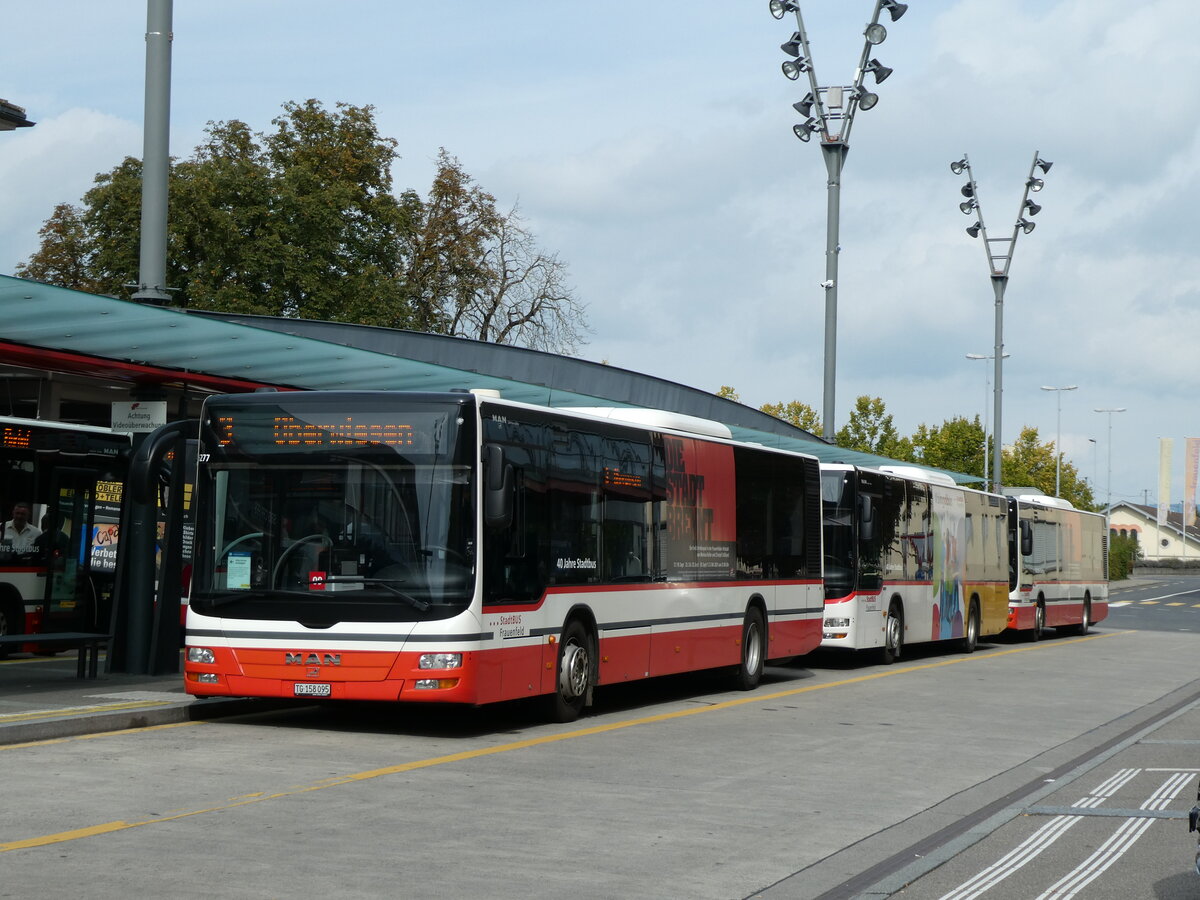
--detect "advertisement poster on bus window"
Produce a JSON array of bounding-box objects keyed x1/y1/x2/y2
[
  {"x1": 660, "y1": 436, "x2": 736, "y2": 581},
  {"x1": 930, "y1": 487, "x2": 966, "y2": 640}
]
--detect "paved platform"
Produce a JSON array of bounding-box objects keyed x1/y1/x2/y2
[{"x1": 0, "y1": 651, "x2": 256, "y2": 745}]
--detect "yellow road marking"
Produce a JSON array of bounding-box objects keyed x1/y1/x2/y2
[
  {"x1": 0, "y1": 720, "x2": 198, "y2": 751},
  {"x1": 0, "y1": 631, "x2": 1128, "y2": 853}
]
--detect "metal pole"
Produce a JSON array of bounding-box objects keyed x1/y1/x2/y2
[
  {"x1": 132, "y1": 0, "x2": 173, "y2": 305},
  {"x1": 821, "y1": 143, "x2": 846, "y2": 439},
  {"x1": 991, "y1": 276, "x2": 1007, "y2": 491}
]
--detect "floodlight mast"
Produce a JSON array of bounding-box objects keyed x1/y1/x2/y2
[
  {"x1": 952, "y1": 150, "x2": 1050, "y2": 491},
  {"x1": 772, "y1": 1, "x2": 902, "y2": 440}
]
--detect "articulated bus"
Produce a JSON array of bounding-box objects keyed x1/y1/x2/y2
[
  {"x1": 819, "y1": 464, "x2": 1011, "y2": 662},
  {"x1": 0, "y1": 416, "x2": 128, "y2": 651},
  {"x1": 184, "y1": 391, "x2": 825, "y2": 720},
  {"x1": 1005, "y1": 492, "x2": 1108, "y2": 638}
]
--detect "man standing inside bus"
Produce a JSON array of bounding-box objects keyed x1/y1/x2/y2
[{"x1": 2, "y1": 502, "x2": 42, "y2": 554}]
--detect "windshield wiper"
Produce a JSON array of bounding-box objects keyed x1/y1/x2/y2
[{"x1": 323, "y1": 575, "x2": 431, "y2": 611}]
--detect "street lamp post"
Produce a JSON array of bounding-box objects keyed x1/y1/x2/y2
[
  {"x1": 1094, "y1": 407, "x2": 1126, "y2": 513},
  {"x1": 1041, "y1": 384, "x2": 1077, "y2": 497},
  {"x1": 770, "y1": 0, "x2": 907, "y2": 439},
  {"x1": 950, "y1": 152, "x2": 1052, "y2": 491},
  {"x1": 966, "y1": 352, "x2": 1008, "y2": 491}
]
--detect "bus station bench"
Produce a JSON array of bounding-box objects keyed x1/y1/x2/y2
[{"x1": 0, "y1": 632, "x2": 111, "y2": 678}]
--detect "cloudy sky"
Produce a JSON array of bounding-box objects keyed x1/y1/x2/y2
[{"x1": 2, "y1": 1, "x2": 1196, "y2": 507}]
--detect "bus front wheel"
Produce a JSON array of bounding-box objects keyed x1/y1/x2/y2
[{"x1": 549, "y1": 620, "x2": 593, "y2": 723}]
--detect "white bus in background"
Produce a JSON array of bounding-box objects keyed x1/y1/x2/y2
[
  {"x1": 1005, "y1": 491, "x2": 1108, "y2": 639},
  {"x1": 819, "y1": 464, "x2": 1010, "y2": 662}
]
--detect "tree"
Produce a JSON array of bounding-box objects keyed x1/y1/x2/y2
[
  {"x1": 835, "y1": 396, "x2": 913, "y2": 460},
  {"x1": 1001, "y1": 426, "x2": 1095, "y2": 509},
  {"x1": 18, "y1": 102, "x2": 587, "y2": 351},
  {"x1": 400, "y1": 151, "x2": 587, "y2": 352},
  {"x1": 911, "y1": 416, "x2": 986, "y2": 480},
  {"x1": 715, "y1": 386, "x2": 740, "y2": 402},
  {"x1": 15, "y1": 203, "x2": 99, "y2": 292},
  {"x1": 760, "y1": 400, "x2": 822, "y2": 436}
]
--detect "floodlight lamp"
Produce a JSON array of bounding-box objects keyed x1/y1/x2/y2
[
  {"x1": 793, "y1": 118, "x2": 819, "y2": 142},
  {"x1": 856, "y1": 89, "x2": 879, "y2": 111},
  {"x1": 793, "y1": 92, "x2": 814, "y2": 117},
  {"x1": 959, "y1": 199, "x2": 976, "y2": 215},
  {"x1": 865, "y1": 22, "x2": 887, "y2": 45},
  {"x1": 1036, "y1": 158, "x2": 1053, "y2": 174},
  {"x1": 769, "y1": 0, "x2": 799, "y2": 19},
  {"x1": 966, "y1": 222, "x2": 982, "y2": 238},
  {"x1": 960, "y1": 182, "x2": 974, "y2": 198},
  {"x1": 865, "y1": 58, "x2": 893, "y2": 84},
  {"x1": 1027, "y1": 177, "x2": 1044, "y2": 192},
  {"x1": 950, "y1": 159, "x2": 967, "y2": 175},
  {"x1": 1018, "y1": 218, "x2": 1036, "y2": 234},
  {"x1": 881, "y1": 0, "x2": 908, "y2": 21},
  {"x1": 781, "y1": 58, "x2": 809, "y2": 80},
  {"x1": 781, "y1": 32, "x2": 804, "y2": 57},
  {"x1": 1024, "y1": 199, "x2": 1042, "y2": 216}
]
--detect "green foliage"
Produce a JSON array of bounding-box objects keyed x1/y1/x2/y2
[
  {"x1": 715, "y1": 385, "x2": 740, "y2": 402},
  {"x1": 18, "y1": 101, "x2": 586, "y2": 351},
  {"x1": 759, "y1": 400, "x2": 822, "y2": 436},
  {"x1": 911, "y1": 415, "x2": 986, "y2": 480},
  {"x1": 835, "y1": 396, "x2": 913, "y2": 460},
  {"x1": 1108, "y1": 533, "x2": 1141, "y2": 581},
  {"x1": 1002, "y1": 426, "x2": 1095, "y2": 510}
]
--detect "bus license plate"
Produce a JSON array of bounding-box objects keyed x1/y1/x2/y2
[{"x1": 294, "y1": 682, "x2": 331, "y2": 697}]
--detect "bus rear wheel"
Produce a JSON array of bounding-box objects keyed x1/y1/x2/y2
[
  {"x1": 960, "y1": 600, "x2": 980, "y2": 654},
  {"x1": 881, "y1": 602, "x2": 903, "y2": 665},
  {"x1": 1030, "y1": 601, "x2": 1045, "y2": 642},
  {"x1": 549, "y1": 620, "x2": 592, "y2": 723},
  {"x1": 733, "y1": 607, "x2": 765, "y2": 691}
]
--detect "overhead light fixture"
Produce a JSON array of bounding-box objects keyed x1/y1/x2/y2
[
  {"x1": 865, "y1": 58, "x2": 893, "y2": 83},
  {"x1": 881, "y1": 0, "x2": 908, "y2": 21},
  {"x1": 1036, "y1": 158, "x2": 1053, "y2": 174},
  {"x1": 960, "y1": 182, "x2": 974, "y2": 198},
  {"x1": 1024, "y1": 199, "x2": 1042, "y2": 216},
  {"x1": 959, "y1": 199, "x2": 977, "y2": 215},
  {"x1": 793, "y1": 118, "x2": 819, "y2": 142},
  {"x1": 768, "y1": 0, "x2": 799, "y2": 19},
  {"x1": 781, "y1": 32, "x2": 804, "y2": 57},
  {"x1": 966, "y1": 222, "x2": 982, "y2": 238},
  {"x1": 856, "y1": 89, "x2": 879, "y2": 111},
  {"x1": 781, "y1": 57, "x2": 810, "y2": 79},
  {"x1": 864, "y1": 23, "x2": 887, "y2": 45},
  {"x1": 792, "y1": 92, "x2": 815, "y2": 117},
  {"x1": 1027, "y1": 177, "x2": 1044, "y2": 192},
  {"x1": 1018, "y1": 218, "x2": 1036, "y2": 234},
  {"x1": 950, "y1": 158, "x2": 967, "y2": 175}
]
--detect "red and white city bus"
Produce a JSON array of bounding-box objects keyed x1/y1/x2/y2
[
  {"x1": 184, "y1": 391, "x2": 825, "y2": 720},
  {"x1": 819, "y1": 464, "x2": 1011, "y2": 662},
  {"x1": 1005, "y1": 492, "x2": 1108, "y2": 638},
  {"x1": 0, "y1": 415, "x2": 128, "y2": 652}
]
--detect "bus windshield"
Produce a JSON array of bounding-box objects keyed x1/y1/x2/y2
[{"x1": 190, "y1": 397, "x2": 475, "y2": 624}]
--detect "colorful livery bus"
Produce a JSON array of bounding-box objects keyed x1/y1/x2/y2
[
  {"x1": 184, "y1": 391, "x2": 825, "y2": 720},
  {"x1": 819, "y1": 464, "x2": 1010, "y2": 662},
  {"x1": 1005, "y1": 492, "x2": 1108, "y2": 638},
  {"x1": 0, "y1": 416, "x2": 129, "y2": 650}
]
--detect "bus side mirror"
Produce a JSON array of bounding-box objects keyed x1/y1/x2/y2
[
  {"x1": 1020, "y1": 521, "x2": 1033, "y2": 556},
  {"x1": 484, "y1": 444, "x2": 514, "y2": 530}
]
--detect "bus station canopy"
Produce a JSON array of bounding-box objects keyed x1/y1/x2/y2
[{"x1": 0, "y1": 275, "x2": 977, "y2": 483}]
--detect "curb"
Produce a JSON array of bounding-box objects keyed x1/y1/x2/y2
[{"x1": 0, "y1": 696, "x2": 284, "y2": 746}]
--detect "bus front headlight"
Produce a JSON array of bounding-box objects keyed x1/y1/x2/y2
[{"x1": 418, "y1": 652, "x2": 462, "y2": 670}]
